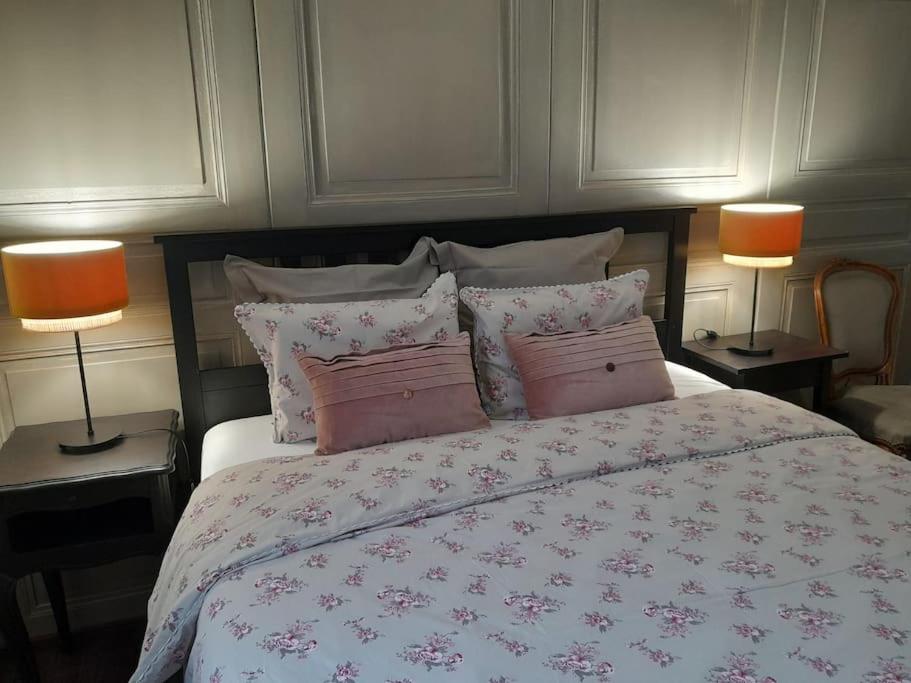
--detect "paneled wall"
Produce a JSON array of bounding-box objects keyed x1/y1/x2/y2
[
  {"x1": 551, "y1": 0, "x2": 782, "y2": 210},
  {"x1": 0, "y1": 0, "x2": 908, "y2": 635},
  {"x1": 256, "y1": 0, "x2": 552, "y2": 224}
]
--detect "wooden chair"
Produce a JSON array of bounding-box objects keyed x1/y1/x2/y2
[{"x1": 814, "y1": 259, "x2": 909, "y2": 458}]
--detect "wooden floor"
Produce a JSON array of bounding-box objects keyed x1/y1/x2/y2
[{"x1": 0, "y1": 619, "x2": 145, "y2": 683}]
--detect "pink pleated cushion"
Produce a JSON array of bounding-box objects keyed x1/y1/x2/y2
[
  {"x1": 298, "y1": 332, "x2": 490, "y2": 454},
  {"x1": 505, "y1": 316, "x2": 675, "y2": 419}
]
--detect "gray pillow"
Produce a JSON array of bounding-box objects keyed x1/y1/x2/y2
[
  {"x1": 224, "y1": 237, "x2": 439, "y2": 304},
  {"x1": 429, "y1": 227, "x2": 624, "y2": 290}
]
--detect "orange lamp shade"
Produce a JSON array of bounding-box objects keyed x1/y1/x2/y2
[
  {"x1": 719, "y1": 203, "x2": 804, "y2": 268},
  {"x1": 1, "y1": 240, "x2": 129, "y2": 332}
]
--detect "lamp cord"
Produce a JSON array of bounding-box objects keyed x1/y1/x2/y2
[{"x1": 691, "y1": 327, "x2": 722, "y2": 350}]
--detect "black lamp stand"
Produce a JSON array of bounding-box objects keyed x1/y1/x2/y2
[
  {"x1": 728, "y1": 268, "x2": 774, "y2": 357},
  {"x1": 58, "y1": 330, "x2": 123, "y2": 454}
]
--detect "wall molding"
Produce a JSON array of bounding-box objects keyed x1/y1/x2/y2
[
  {"x1": 0, "y1": 308, "x2": 172, "y2": 363},
  {"x1": 297, "y1": 0, "x2": 520, "y2": 205},
  {"x1": 779, "y1": 275, "x2": 814, "y2": 333},
  {"x1": 684, "y1": 283, "x2": 735, "y2": 336},
  {"x1": 257, "y1": 0, "x2": 550, "y2": 225},
  {"x1": 770, "y1": 0, "x2": 911, "y2": 200},
  {"x1": 578, "y1": 0, "x2": 759, "y2": 187},
  {"x1": 799, "y1": 199, "x2": 911, "y2": 248},
  {"x1": 0, "y1": 0, "x2": 228, "y2": 218},
  {"x1": 797, "y1": 0, "x2": 911, "y2": 177},
  {"x1": 550, "y1": 0, "x2": 787, "y2": 211}
]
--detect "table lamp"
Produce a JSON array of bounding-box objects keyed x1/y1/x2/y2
[
  {"x1": 719, "y1": 203, "x2": 804, "y2": 356},
  {"x1": 1, "y1": 240, "x2": 129, "y2": 453}
]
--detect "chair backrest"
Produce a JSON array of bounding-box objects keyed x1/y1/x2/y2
[{"x1": 814, "y1": 259, "x2": 901, "y2": 388}]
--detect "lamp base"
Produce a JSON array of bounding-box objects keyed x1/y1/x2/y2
[
  {"x1": 728, "y1": 344, "x2": 774, "y2": 357},
  {"x1": 58, "y1": 425, "x2": 123, "y2": 454}
]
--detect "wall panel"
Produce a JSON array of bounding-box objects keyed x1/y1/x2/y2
[
  {"x1": 800, "y1": 200, "x2": 911, "y2": 248},
  {"x1": 0, "y1": 0, "x2": 269, "y2": 236},
  {"x1": 550, "y1": 0, "x2": 786, "y2": 210},
  {"x1": 256, "y1": 0, "x2": 551, "y2": 225},
  {"x1": 683, "y1": 286, "x2": 732, "y2": 340},
  {"x1": 801, "y1": 2, "x2": 911, "y2": 172},
  {"x1": 0, "y1": 1, "x2": 202, "y2": 193},
  {"x1": 304, "y1": 0, "x2": 509, "y2": 195},
  {"x1": 770, "y1": 0, "x2": 911, "y2": 201},
  {"x1": 586, "y1": 0, "x2": 751, "y2": 181}
]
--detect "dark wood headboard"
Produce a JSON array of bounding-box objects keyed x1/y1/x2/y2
[{"x1": 156, "y1": 208, "x2": 694, "y2": 481}]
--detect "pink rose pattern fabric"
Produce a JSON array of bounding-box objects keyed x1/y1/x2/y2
[
  {"x1": 133, "y1": 389, "x2": 911, "y2": 683},
  {"x1": 235, "y1": 273, "x2": 458, "y2": 442},
  {"x1": 460, "y1": 270, "x2": 649, "y2": 419}
]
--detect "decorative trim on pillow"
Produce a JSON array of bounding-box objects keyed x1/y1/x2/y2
[
  {"x1": 234, "y1": 272, "x2": 458, "y2": 443},
  {"x1": 460, "y1": 269, "x2": 650, "y2": 419},
  {"x1": 430, "y1": 228, "x2": 624, "y2": 332},
  {"x1": 506, "y1": 316, "x2": 674, "y2": 419},
  {"x1": 298, "y1": 333, "x2": 489, "y2": 454}
]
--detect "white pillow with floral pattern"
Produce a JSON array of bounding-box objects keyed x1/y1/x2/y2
[
  {"x1": 460, "y1": 269, "x2": 649, "y2": 419},
  {"x1": 235, "y1": 272, "x2": 458, "y2": 443}
]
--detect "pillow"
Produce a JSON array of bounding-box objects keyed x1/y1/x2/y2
[
  {"x1": 224, "y1": 237, "x2": 438, "y2": 303},
  {"x1": 505, "y1": 316, "x2": 674, "y2": 419},
  {"x1": 298, "y1": 333, "x2": 489, "y2": 454},
  {"x1": 235, "y1": 272, "x2": 458, "y2": 443},
  {"x1": 460, "y1": 269, "x2": 649, "y2": 419},
  {"x1": 429, "y1": 228, "x2": 624, "y2": 290}
]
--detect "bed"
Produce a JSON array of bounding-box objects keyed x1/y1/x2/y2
[{"x1": 136, "y1": 209, "x2": 911, "y2": 682}]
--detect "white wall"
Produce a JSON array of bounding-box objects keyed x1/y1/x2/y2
[{"x1": 0, "y1": 0, "x2": 908, "y2": 635}]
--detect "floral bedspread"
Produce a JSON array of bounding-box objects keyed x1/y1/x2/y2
[{"x1": 132, "y1": 390, "x2": 911, "y2": 683}]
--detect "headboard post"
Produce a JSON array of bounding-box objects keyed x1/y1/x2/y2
[
  {"x1": 665, "y1": 210, "x2": 691, "y2": 363},
  {"x1": 157, "y1": 208, "x2": 695, "y2": 482},
  {"x1": 162, "y1": 244, "x2": 206, "y2": 480}
]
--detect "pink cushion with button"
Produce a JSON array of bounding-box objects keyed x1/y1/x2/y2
[
  {"x1": 297, "y1": 332, "x2": 490, "y2": 454},
  {"x1": 505, "y1": 316, "x2": 675, "y2": 419}
]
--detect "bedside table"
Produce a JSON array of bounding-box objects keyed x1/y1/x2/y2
[
  {"x1": 0, "y1": 410, "x2": 180, "y2": 683},
  {"x1": 681, "y1": 330, "x2": 848, "y2": 411}
]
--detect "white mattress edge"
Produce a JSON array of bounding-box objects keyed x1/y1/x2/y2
[{"x1": 199, "y1": 361, "x2": 729, "y2": 481}]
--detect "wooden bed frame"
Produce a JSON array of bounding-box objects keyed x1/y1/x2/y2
[{"x1": 156, "y1": 208, "x2": 694, "y2": 481}]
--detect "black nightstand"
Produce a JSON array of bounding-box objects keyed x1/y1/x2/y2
[
  {"x1": 682, "y1": 330, "x2": 848, "y2": 411},
  {"x1": 0, "y1": 410, "x2": 180, "y2": 683}
]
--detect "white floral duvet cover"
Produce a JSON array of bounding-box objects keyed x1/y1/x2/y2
[{"x1": 133, "y1": 390, "x2": 911, "y2": 683}]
